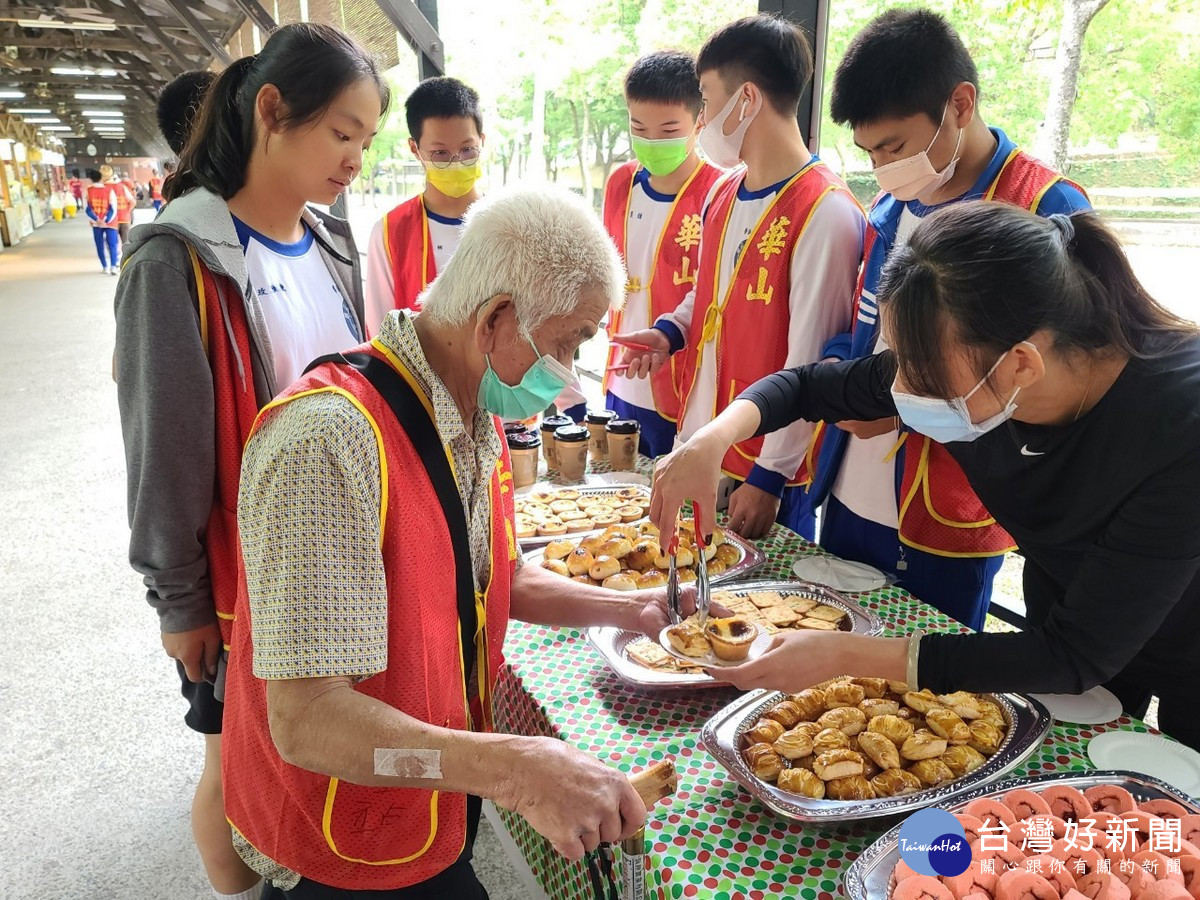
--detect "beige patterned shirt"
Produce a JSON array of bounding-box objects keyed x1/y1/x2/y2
[{"x1": 232, "y1": 310, "x2": 506, "y2": 886}]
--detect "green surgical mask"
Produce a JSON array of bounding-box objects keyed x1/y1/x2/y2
[
  {"x1": 631, "y1": 135, "x2": 690, "y2": 177},
  {"x1": 477, "y1": 336, "x2": 573, "y2": 420}
]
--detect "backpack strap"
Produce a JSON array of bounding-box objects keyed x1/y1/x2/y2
[{"x1": 304, "y1": 351, "x2": 478, "y2": 702}]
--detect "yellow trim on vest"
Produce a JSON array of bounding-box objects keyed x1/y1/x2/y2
[
  {"x1": 321, "y1": 778, "x2": 441, "y2": 866},
  {"x1": 1028, "y1": 176, "x2": 1062, "y2": 213},
  {"x1": 379, "y1": 211, "x2": 393, "y2": 282},
  {"x1": 252, "y1": 386, "x2": 390, "y2": 550},
  {"x1": 216, "y1": 610, "x2": 235, "y2": 620},
  {"x1": 187, "y1": 244, "x2": 210, "y2": 358},
  {"x1": 896, "y1": 437, "x2": 1016, "y2": 559},
  {"x1": 418, "y1": 195, "x2": 433, "y2": 290},
  {"x1": 883, "y1": 431, "x2": 908, "y2": 464}
]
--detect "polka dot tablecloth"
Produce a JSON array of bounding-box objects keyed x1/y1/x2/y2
[{"x1": 493, "y1": 513, "x2": 1154, "y2": 900}]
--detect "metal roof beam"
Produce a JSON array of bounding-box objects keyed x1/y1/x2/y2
[
  {"x1": 106, "y1": 0, "x2": 197, "y2": 72},
  {"x1": 160, "y1": 0, "x2": 233, "y2": 66},
  {"x1": 231, "y1": 0, "x2": 276, "y2": 35},
  {"x1": 374, "y1": 0, "x2": 444, "y2": 77}
]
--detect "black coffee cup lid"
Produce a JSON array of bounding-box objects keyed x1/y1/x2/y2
[
  {"x1": 507, "y1": 431, "x2": 541, "y2": 449},
  {"x1": 541, "y1": 414, "x2": 573, "y2": 431},
  {"x1": 605, "y1": 418, "x2": 640, "y2": 435},
  {"x1": 586, "y1": 409, "x2": 619, "y2": 425},
  {"x1": 554, "y1": 424, "x2": 589, "y2": 442}
]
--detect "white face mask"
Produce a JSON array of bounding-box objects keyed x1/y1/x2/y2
[
  {"x1": 890, "y1": 343, "x2": 1034, "y2": 443},
  {"x1": 697, "y1": 87, "x2": 758, "y2": 169},
  {"x1": 873, "y1": 103, "x2": 963, "y2": 204}
]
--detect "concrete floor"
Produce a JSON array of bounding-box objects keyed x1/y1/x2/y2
[{"x1": 0, "y1": 215, "x2": 529, "y2": 900}]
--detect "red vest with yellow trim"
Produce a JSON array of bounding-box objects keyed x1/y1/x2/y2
[
  {"x1": 222, "y1": 342, "x2": 517, "y2": 891},
  {"x1": 186, "y1": 245, "x2": 261, "y2": 645},
  {"x1": 110, "y1": 179, "x2": 134, "y2": 224},
  {"x1": 382, "y1": 195, "x2": 435, "y2": 313},
  {"x1": 86, "y1": 184, "x2": 114, "y2": 225},
  {"x1": 676, "y1": 161, "x2": 853, "y2": 484},
  {"x1": 895, "y1": 150, "x2": 1086, "y2": 557},
  {"x1": 601, "y1": 159, "x2": 725, "y2": 422},
  {"x1": 149, "y1": 176, "x2": 164, "y2": 201}
]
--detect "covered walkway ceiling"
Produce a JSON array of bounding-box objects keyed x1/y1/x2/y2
[{"x1": 0, "y1": 0, "x2": 265, "y2": 158}]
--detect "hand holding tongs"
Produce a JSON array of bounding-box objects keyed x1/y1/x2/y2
[{"x1": 665, "y1": 531, "x2": 682, "y2": 626}]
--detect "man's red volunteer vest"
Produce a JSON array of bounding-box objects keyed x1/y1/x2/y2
[
  {"x1": 149, "y1": 176, "x2": 164, "y2": 201},
  {"x1": 111, "y1": 179, "x2": 133, "y2": 224},
  {"x1": 222, "y1": 341, "x2": 517, "y2": 891},
  {"x1": 183, "y1": 245, "x2": 261, "y2": 646},
  {"x1": 601, "y1": 159, "x2": 724, "y2": 422},
  {"x1": 382, "y1": 195, "x2": 435, "y2": 313},
  {"x1": 892, "y1": 149, "x2": 1086, "y2": 557},
  {"x1": 86, "y1": 184, "x2": 113, "y2": 225},
  {"x1": 676, "y1": 161, "x2": 853, "y2": 484}
]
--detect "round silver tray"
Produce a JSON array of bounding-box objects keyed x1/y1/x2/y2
[
  {"x1": 701, "y1": 687, "x2": 1052, "y2": 822},
  {"x1": 516, "y1": 483, "x2": 651, "y2": 549},
  {"x1": 585, "y1": 580, "x2": 883, "y2": 690},
  {"x1": 842, "y1": 769, "x2": 1200, "y2": 900}
]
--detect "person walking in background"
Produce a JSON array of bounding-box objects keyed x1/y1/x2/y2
[
  {"x1": 100, "y1": 165, "x2": 134, "y2": 256},
  {"x1": 84, "y1": 168, "x2": 119, "y2": 275},
  {"x1": 149, "y1": 167, "x2": 166, "y2": 211},
  {"x1": 68, "y1": 168, "x2": 84, "y2": 206},
  {"x1": 114, "y1": 23, "x2": 389, "y2": 900}
]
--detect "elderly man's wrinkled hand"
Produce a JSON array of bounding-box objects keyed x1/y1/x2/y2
[{"x1": 637, "y1": 585, "x2": 731, "y2": 638}]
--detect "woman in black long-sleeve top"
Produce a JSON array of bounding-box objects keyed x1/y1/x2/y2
[{"x1": 651, "y1": 201, "x2": 1200, "y2": 751}]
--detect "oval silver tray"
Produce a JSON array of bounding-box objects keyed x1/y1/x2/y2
[
  {"x1": 842, "y1": 769, "x2": 1200, "y2": 900},
  {"x1": 701, "y1": 687, "x2": 1052, "y2": 823},
  {"x1": 523, "y1": 528, "x2": 765, "y2": 584},
  {"x1": 586, "y1": 581, "x2": 882, "y2": 690},
  {"x1": 516, "y1": 483, "x2": 652, "y2": 549}
]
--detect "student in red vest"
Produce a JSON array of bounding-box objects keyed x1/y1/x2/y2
[
  {"x1": 68, "y1": 168, "x2": 84, "y2": 204},
  {"x1": 114, "y1": 24, "x2": 389, "y2": 900},
  {"x1": 617, "y1": 15, "x2": 865, "y2": 540},
  {"x1": 149, "y1": 166, "x2": 166, "y2": 211},
  {"x1": 227, "y1": 185, "x2": 678, "y2": 897},
  {"x1": 364, "y1": 76, "x2": 483, "y2": 336},
  {"x1": 99, "y1": 164, "x2": 134, "y2": 257},
  {"x1": 805, "y1": 9, "x2": 1092, "y2": 630},
  {"x1": 603, "y1": 50, "x2": 724, "y2": 458},
  {"x1": 84, "y1": 167, "x2": 120, "y2": 274}
]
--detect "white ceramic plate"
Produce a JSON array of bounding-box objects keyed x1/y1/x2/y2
[
  {"x1": 791, "y1": 555, "x2": 888, "y2": 593},
  {"x1": 657, "y1": 623, "x2": 772, "y2": 669},
  {"x1": 1087, "y1": 731, "x2": 1200, "y2": 798},
  {"x1": 1030, "y1": 685, "x2": 1123, "y2": 725}
]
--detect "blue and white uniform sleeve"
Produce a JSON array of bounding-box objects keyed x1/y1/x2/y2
[{"x1": 1034, "y1": 180, "x2": 1092, "y2": 216}]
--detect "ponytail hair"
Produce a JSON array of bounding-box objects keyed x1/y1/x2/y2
[
  {"x1": 878, "y1": 201, "x2": 1196, "y2": 398},
  {"x1": 165, "y1": 22, "x2": 389, "y2": 202}
]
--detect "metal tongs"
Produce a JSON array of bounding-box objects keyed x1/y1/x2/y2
[
  {"x1": 694, "y1": 524, "x2": 712, "y2": 630},
  {"x1": 665, "y1": 531, "x2": 682, "y2": 626}
]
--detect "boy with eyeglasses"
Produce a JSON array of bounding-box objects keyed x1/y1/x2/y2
[{"x1": 365, "y1": 76, "x2": 485, "y2": 335}]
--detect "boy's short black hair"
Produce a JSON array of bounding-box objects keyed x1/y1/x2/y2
[
  {"x1": 831, "y1": 8, "x2": 979, "y2": 128},
  {"x1": 86, "y1": 169, "x2": 102, "y2": 182},
  {"x1": 71, "y1": 168, "x2": 80, "y2": 178},
  {"x1": 696, "y1": 15, "x2": 813, "y2": 117},
  {"x1": 156, "y1": 70, "x2": 217, "y2": 155},
  {"x1": 624, "y1": 50, "x2": 702, "y2": 116},
  {"x1": 405, "y1": 76, "x2": 483, "y2": 142}
]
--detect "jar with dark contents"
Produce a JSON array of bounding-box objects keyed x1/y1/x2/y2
[
  {"x1": 585, "y1": 409, "x2": 619, "y2": 463},
  {"x1": 553, "y1": 424, "x2": 590, "y2": 482},
  {"x1": 539, "y1": 414, "x2": 573, "y2": 470},
  {"x1": 605, "y1": 418, "x2": 640, "y2": 471},
  {"x1": 506, "y1": 430, "x2": 541, "y2": 489}
]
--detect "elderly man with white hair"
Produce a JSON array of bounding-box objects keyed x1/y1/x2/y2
[{"x1": 221, "y1": 185, "x2": 674, "y2": 899}]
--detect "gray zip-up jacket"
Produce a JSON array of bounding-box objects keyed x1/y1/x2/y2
[{"x1": 114, "y1": 187, "x2": 366, "y2": 633}]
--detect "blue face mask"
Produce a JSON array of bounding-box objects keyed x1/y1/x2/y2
[
  {"x1": 478, "y1": 335, "x2": 573, "y2": 420},
  {"x1": 890, "y1": 348, "x2": 1022, "y2": 444}
]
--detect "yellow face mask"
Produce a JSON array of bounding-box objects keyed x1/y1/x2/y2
[{"x1": 423, "y1": 157, "x2": 483, "y2": 199}]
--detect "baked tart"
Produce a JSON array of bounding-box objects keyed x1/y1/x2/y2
[
  {"x1": 665, "y1": 622, "x2": 710, "y2": 658},
  {"x1": 704, "y1": 617, "x2": 758, "y2": 662}
]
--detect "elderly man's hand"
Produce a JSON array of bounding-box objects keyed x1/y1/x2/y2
[
  {"x1": 496, "y1": 738, "x2": 647, "y2": 861},
  {"x1": 612, "y1": 328, "x2": 670, "y2": 380},
  {"x1": 637, "y1": 585, "x2": 732, "y2": 637}
]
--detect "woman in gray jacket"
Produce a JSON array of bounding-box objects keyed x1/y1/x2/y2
[{"x1": 114, "y1": 23, "x2": 389, "y2": 900}]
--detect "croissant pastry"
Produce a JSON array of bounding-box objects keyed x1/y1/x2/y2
[
  {"x1": 788, "y1": 688, "x2": 827, "y2": 721},
  {"x1": 867, "y1": 714, "x2": 915, "y2": 747},
  {"x1": 909, "y1": 757, "x2": 955, "y2": 787},
  {"x1": 824, "y1": 681, "x2": 867, "y2": 710},
  {"x1": 925, "y1": 707, "x2": 972, "y2": 746},
  {"x1": 968, "y1": 720, "x2": 1004, "y2": 756},
  {"x1": 854, "y1": 677, "x2": 889, "y2": 699},
  {"x1": 871, "y1": 768, "x2": 924, "y2": 798},
  {"x1": 745, "y1": 719, "x2": 786, "y2": 746},
  {"x1": 817, "y1": 706, "x2": 868, "y2": 737},
  {"x1": 901, "y1": 730, "x2": 948, "y2": 761},
  {"x1": 813, "y1": 748, "x2": 866, "y2": 781},
  {"x1": 825, "y1": 775, "x2": 876, "y2": 801},
  {"x1": 940, "y1": 745, "x2": 987, "y2": 777},
  {"x1": 859, "y1": 698, "x2": 901, "y2": 719},
  {"x1": 777, "y1": 767, "x2": 825, "y2": 799},
  {"x1": 772, "y1": 729, "x2": 815, "y2": 760},
  {"x1": 937, "y1": 691, "x2": 987, "y2": 720},
  {"x1": 856, "y1": 731, "x2": 902, "y2": 770},
  {"x1": 812, "y1": 727, "x2": 852, "y2": 755},
  {"x1": 903, "y1": 689, "x2": 945, "y2": 715},
  {"x1": 764, "y1": 700, "x2": 805, "y2": 729},
  {"x1": 744, "y1": 743, "x2": 784, "y2": 783}
]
